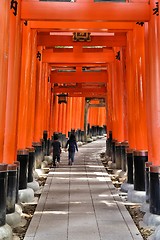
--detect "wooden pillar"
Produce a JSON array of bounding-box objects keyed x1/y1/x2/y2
[
  {"x1": 111, "y1": 61, "x2": 118, "y2": 141},
  {"x1": 80, "y1": 97, "x2": 85, "y2": 130},
  {"x1": 52, "y1": 95, "x2": 59, "y2": 134},
  {"x1": 133, "y1": 25, "x2": 148, "y2": 150},
  {"x1": 0, "y1": 0, "x2": 9, "y2": 163},
  {"x1": 40, "y1": 62, "x2": 46, "y2": 134},
  {"x1": 112, "y1": 47, "x2": 126, "y2": 142},
  {"x1": 58, "y1": 103, "x2": 63, "y2": 133},
  {"x1": 26, "y1": 29, "x2": 37, "y2": 147},
  {"x1": 88, "y1": 105, "x2": 93, "y2": 126},
  {"x1": 34, "y1": 46, "x2": 43, "y2": 142},
  {"x1": 107, "y1": 65, "x2": 113, "y2": 137},
  {"x1": 40, "y1": 63, "x2": 45, "y2": 134},
  {"x1": 3, "y1": 2, "x2": 22, "y2": 163},
  {"x1": 121, "y1": 47, "x2": 128, "y2": 141},
  {"x1": 43, "y1": 63, "x2": 48, "y2": 131},
  {"x1": 126, "y1": 30, "x2": 136, "y2": 149},
  {"x1": 98, "y1": 107, "x2": 106, "y2": 127},
  {"x1": 97, "y1": 108, "x2": 101, "y2": 126},
  {"x1": 146, "y1": 0, "x2": 160, "y2": 165},
  {"x1": 17, "y1": 23, "x2": 31, "y2": 149},
  {"x1": 111, "y1": 62, "x2": 118, "y2": 141},
  {"x1": 61, "y1": 103, "x2": 67, "y2": 134},
  {"x1": 94, "y1": 106, "x2": 99, "y2": 126},
  {"x1": 84, "y1": 99, "x2": 89, "y2": 140},
  {"x1": 66, "y1": 97, "x2": 72, "y2": 136},
  {"x1": 44, "y1": 64, "x2": 51, "y2": 133},
  {"x1": 75, "y1": 97, "x2": 82, "y2": 130},
  {"x1": 48, "y1": 90, "x2": 54, "y2": 137},
  {"x1": 71, "y1": 97, "x2": 76, "y2": 130},
  {"x1": 47, "y1": 82, "x2": 52, "y2": 137},
  {"x1": 41, "y1": 62, "x2": 50, "y2": 135},
  {"x1": 69, "y1": 98, "x2": 73, "y2": 132}
]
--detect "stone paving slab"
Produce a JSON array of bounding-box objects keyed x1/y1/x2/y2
[{"x1": 24, "y1": 138, "x2": 143, "y2": 240}]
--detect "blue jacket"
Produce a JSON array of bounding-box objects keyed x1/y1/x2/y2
[{"x1": 65, "y1": 139, "x2": 78, "y2": 152}]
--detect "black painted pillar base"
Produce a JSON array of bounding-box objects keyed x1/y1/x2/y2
[
  {"x1": 121, "y1": 141, "x2": 129, "y2": 172},
  {"x1": 81, "y1": 131, "x2": 85, "y2": 142},
  {"x1": 145, "y1": 162, "x2": 152, "y2": 204},
  {"x1": 89, "y1": 127, "x2": 92, "y2": 138},
  {"x1": 126, "y1": 149, "x2": 134, "y2": 184},
  {"x1": 149, "y1": 165, "x2": 160, "y2": 215},
  {"x1": 134, "y1": 150, "x2": 148, "y2": 191},
  {"x1": 96, "y1": 126, "x2": 99, "y2": 136},
  {"x1": 99, "y1": 127, "x2": 103, "y2": 136},
  {"x1": 27, "y1": 147, "x2": 35, "y2": 183},
  {"x1": 43, "y1": 130, "x2": 48, "y2": 155},
  {"x1": 77, "y1": 129, "x2": 81, "y2": 141},
  {"x1": 40, "y1": 138, "x2": 45, "y2": 154},
  {"x1": 0, "y1": 164, "x2": 8, "y2": 227},
  {"x1": 43, "y1": 130, "x2": 48, "y2": 142},
  {"x1": 6, "y1": 164, "x2": 17, "y2": 214},
  {"x1": 106, "y1": 139, "x2": 110, "y2": 158},
  {"x1": 32, "y1": 142, "x2": 42, "y2": 169},
  {"x1": 62, "y1": 134, "x2": 67, "y2": 148},
  {"x1": 47, "y1": 138, "x2": 50, "y2": 156},
  {"x1": 107, "y1": 131, "x2": 113, "y2": 157},
  {"x1": 111, "y1": 139, "x2": 117, "y2": 163},
  {"x1": 91, "y1": 126, "x2": 96, "y2": 137},
  {"x1": 115, "y1": 142, "x2": 122, "y2": 169},
  {"x1": 103, "y1": 125, "x2": 107, "y2": 134},
  {"x1": 58, "y1": 132, "x2": 62, "y2": 143},
  {"x1": 17, "y1": 149, "x2": 29, "y2": 190},
  {"x1": 14, "y1": 161, "x2": 20, "y2": 203},
  {"x1": 106, "y1": 131, "x2": 112, "y2": 158}
]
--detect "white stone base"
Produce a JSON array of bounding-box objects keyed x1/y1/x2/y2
[
  {"x1": 33, "y1": 170, "x2": 39, "y2": 179},
  {"x1": 108, "y1": 161, "x2": 116, "y2": 169},
  {"x1": 143, "y1": 212, "x2": 160, "y2": 227},
  {"x1": 92, "y1": 137, "x2": 97, "y2": 141},
  {"x1": 150, "y1": 225, "x2": 160, "y2": 240},
  {"x1": 27, "y1": 180, "x2": 39, "y2": 192},
  {"x1": 127, "y1": 189, "x2": 146, "y2": 203},
  {"x1": 97, "y1": 136, "x2": 104, "y2": 139},
  {"x1": 18, "y1": 188, "x2": 34, "y2": 203},
  {"x1": 77, "y1": 141, "x2": 83, "y2": 147},
  {"x1": 15, "y1": 204, "x2": 23, "y2": 216},
  {"x1": 35, "y1": 168, "x2": 47, "y2": 176},
  {"x1": 44, "y1": 155, "x2": 52, "y2": 164},
  {"x1": 112, "y1": 169, "x2": 126, "y2": 178},
  {"x1": 121, "y1": 182, "x2": 134, "y2": 193},
  {"x1": 41, "y1": 160, "x2": 48, "y2": 169},
  {"x1": 6, "y1": 211, "x2": 21, "y2": 228},
  {"x1": 140, "y1": 202, "x2": 149, "y2": 213},
  {"x1": 0, "y1": 224, "x2": 12, "y2": 240},
  {"x1": 87, "y1": 138, "x2": 93, "y2": 143}
]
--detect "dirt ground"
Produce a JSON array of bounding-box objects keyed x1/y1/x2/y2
[{"x1": 12, "y1": 153, "x2": 155, "y2": 240}]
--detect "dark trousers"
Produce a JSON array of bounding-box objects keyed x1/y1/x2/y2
[
  {"x1": 68, "y1": 151, "x2": 75, "y2": 163},
  {"x1": 53, "y1": 154, "x2": 60, "y2": 166}
]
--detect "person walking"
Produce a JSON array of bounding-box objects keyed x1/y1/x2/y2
[
  {"x1": 65, "y1": 134, "x2": 78, "y2": 165},
  {"x1": 51, "y1": 134, "x2": 61, "y2": 167}
]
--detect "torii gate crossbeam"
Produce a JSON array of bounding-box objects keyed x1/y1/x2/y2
[{"x1": 21, "y1": 2, "x2": 150, "y2": 22}]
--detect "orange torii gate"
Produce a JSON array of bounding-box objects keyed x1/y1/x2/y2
[
  {"x1": 2, "y1": 0, "x2": 160, "y2": 224},
  {"x1": 0, "y1": 0, "x2": 159, "y2": 173}
]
